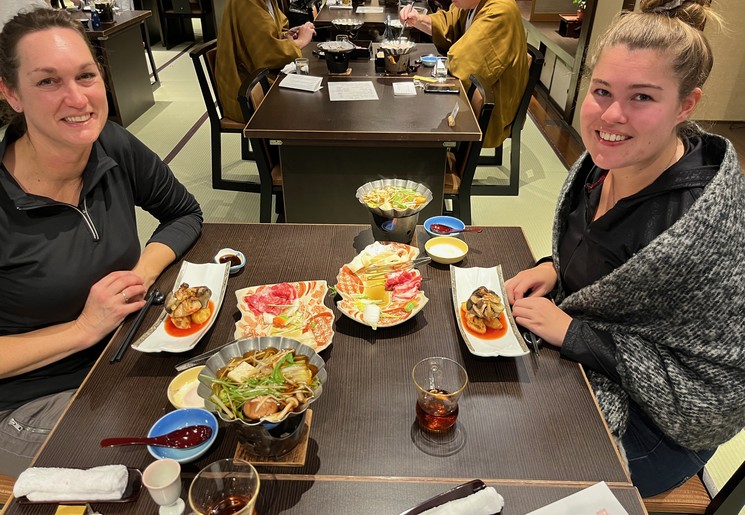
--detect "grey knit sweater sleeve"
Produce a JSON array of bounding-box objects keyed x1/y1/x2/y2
[{"x1": 551, "y1": 131, "x2": 745, "y2": 451}]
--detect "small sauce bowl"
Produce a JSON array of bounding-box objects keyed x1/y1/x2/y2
[
  {"x1": 420, "y1": 54, "x2": 438, "y2": 68},
  {"x1": 168, "y1": 366, "x2": 205, "y2": 409},
  {"x1": 214, "y1": 248, "x2": 246, "y2": 274},
  {"x1": 425, "y1": 236, "x2": 469, "y2": 264}
]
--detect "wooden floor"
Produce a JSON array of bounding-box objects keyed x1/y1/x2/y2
[{"x1": 528, "y1": 92, "x2": 745, "y2": 167}]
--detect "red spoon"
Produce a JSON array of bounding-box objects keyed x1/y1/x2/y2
[
  {"x1": 100, "y1": 425, "x2": 212, "y2": 449},
  {"x1": 430, "y1": 223, "x2": 483, "y2": 235}
]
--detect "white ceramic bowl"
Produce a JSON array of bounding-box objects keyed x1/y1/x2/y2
[
  {"x1": 167, "y1": 366, "x2": 205, "y2": 409},
  {"x1": 420, "y1": 54, "x2": 438, "y2": 67},
  {"x1": 214, "y1": 248, "x2": 246, "y2": 274},
  {"x1": 425, "y1": 236, "x2": 469, "y2": 264}
]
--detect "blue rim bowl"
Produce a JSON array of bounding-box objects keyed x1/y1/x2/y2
[
  {"x1": 147, "y1": 408, "x2": 218, "y2": 463},
  {"x1": 424, "y1": 215, "x2": 466, "y2": 237}
]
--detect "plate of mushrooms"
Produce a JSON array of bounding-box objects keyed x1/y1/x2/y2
[
  {"x1": 132, "y1": 262, "x2": 230, "y2": 353},
  {"x1": 450, "y1": 265, "x2": 529, "y2": 357}
]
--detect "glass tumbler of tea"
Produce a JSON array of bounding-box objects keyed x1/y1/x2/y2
[
  {"x1": 188, "y1": 459, "x2": 260, "y2": 515},
  {"x1": 412, "y1": 357, "x2": 468, "y2": 432}
]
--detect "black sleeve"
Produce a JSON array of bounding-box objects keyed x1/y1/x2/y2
[{"x1": 560, "y1": 319, "x2": 621, "y2": 383}]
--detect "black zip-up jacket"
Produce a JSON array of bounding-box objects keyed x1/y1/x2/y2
[{"x1": 0, "y1": 121, "x2": 203, "y2": 411}]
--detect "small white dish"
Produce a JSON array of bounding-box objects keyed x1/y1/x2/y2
[
  {"x1": 425, "y1": 236, "x2": 468, "y2": 264},
  {"x1": 214, "y1": 248, "x2": 245, "y2": 274}
]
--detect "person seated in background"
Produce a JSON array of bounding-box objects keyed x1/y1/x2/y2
[
  {"x1": 0, "y1": 8, "x2": 203, "y2": 477},
  {"x1": 503, "y1": 0, "x2": 744, "y2": 498},
  {"x1": 216, "y1": 0, "x2": 315, "y2": 122},
  {"x1": 401, "y1": 0, "x2": 528, "y2": 148}
]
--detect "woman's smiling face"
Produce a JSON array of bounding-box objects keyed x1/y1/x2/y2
[
  {"x1": 3, "y1": 27, "x2": 108, "y2": 151},
  {"x1": 580, "y1": 45, "x2": 700, "y2": 175}
]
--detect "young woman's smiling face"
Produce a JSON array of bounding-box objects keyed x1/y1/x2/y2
[
  {"x1": 3, "y1": 27, "x2": 107, "y2": 151},
  {"x1": 580, "y1": 45, "x2": 700, "y2": 176}
]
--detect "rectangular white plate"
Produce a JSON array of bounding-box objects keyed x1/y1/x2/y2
[
  {"x1": 132, "y1": 261, "x2": 229, "y2": 353},
  {"x1": 450, "y1": 265, "x2": 529, "y2": 357}
]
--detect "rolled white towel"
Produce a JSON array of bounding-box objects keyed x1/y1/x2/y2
[
  {"x1": 419, "y1": 486, "x2": 505, "y2": 515},
  {"x1": 14, "y1": 465, "x2": 129, "y2": 502}
]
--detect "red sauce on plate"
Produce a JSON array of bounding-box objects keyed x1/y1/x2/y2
[
  {"x1": 459, "y1": 309, "x2": 508, "y2": 340},
  {"x1": 165, "y1": 300, "x2": 215, "y2": 337}
]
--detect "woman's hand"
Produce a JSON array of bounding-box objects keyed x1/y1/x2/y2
[
  {"x1": 511, "y1": 297, "x2": 571, "y2": 347},
  {"x1": 504, "y1": 262, "x2": 557, "y2": 304},
  {"x1": 290, "y1": 22, "x2": 316, "y2": 48},
  {"x1": 74, "y1": 271, "x2": 147, "y2": 346}
]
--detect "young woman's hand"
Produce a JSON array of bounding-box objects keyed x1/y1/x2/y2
[
  {"x1": 504, "y1": 262, "x2": 557, "y2": 304},
  {"x1": 511, "y1": 296, "x2": 571, "y2": 347}
]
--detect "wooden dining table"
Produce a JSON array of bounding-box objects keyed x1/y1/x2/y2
[
  {"x1": 244, "y1": 44, "x2": 479, "y2": 224},
  {"x1": 2, "y1": 224, "x2": 646, "y2": 514}
]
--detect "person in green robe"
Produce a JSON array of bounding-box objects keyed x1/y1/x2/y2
[
  {"x1": 402, "y1": 0, "x2": 528, "y2": 147},
  {"x1": 216, "y1": 0, "x2": 315, "y2": 121}
]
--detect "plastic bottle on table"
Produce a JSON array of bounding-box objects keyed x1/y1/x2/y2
[{"x1": 90, "y1": 9, "x2": 101, "y2": 29}]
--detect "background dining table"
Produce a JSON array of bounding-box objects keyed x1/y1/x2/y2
[
  {"x1": 244, "y1": 44, "x2": 479, "y2": 224},
  {"x1": 2, "y1": 224, "x2": 646, "y2": 514}
]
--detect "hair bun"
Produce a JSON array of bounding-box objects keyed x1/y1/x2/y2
[{"x1": 640, "y1": 0, "x2": 708, "y2": 31}]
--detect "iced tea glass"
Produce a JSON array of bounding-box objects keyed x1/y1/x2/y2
[
  {"x1": 412, "y1": 357, "x2": 468, "y2": 432},
  {"x1": 188, "y1": 459, "x2": 260, "y2": 515}
]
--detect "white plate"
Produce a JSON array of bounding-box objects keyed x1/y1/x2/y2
[
  {"x1": 132, "y1": 262, "x2": 229, "y2": 353},
  {"x1": 335, "y1": 242, "x2": 429, "y2": 328},
  {"x1": 450, "y1": 265, "x2": 529, "y2": 357},
  {"x1": 234, "y1": 280, "x2": 335, "y2": 353}
]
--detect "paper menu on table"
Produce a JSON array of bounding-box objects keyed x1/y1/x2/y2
[
  {"x1": 356, "y1": 6, "x2": 384, "y2": 13},
  {"x1": 279, "y1": 74, "x2": 323, "y2": 92},
  {"x1": 328, "y1": 81, "x2": 379, "y2": 101},
  {"x1": 393, "y1": 82, "x2": 417, "y2": 96},
  {"x1": 525, "y1": 482, "x2": 630, "y2": 515}
]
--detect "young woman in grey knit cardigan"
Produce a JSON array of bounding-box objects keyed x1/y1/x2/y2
[{"x1": 504, "y1": 0, "x2": 744, "y2": 498}]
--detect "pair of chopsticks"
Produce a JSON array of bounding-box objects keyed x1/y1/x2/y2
[
  {"x1": 362, "y1": 256, "x2": 431, "y2": 277},
  {"x1": 110, "y1": 289, "x2": 161, "y2": 363},
  {"x1": 522, "y1": 331, "x2": 542, "y2": 356}
]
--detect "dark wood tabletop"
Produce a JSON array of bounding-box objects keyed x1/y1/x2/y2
[
  {"x1": 75, "y1": 10, "x2": 152, "y2": 39},
  {"x1": 3, "y1": 224, "x2": 638, "y2": 514},
  {"x1": 243, "y1": 73, "x2": 480, "y2": 143},
  {"x1": 315, "y1": 0, "x2": 427, "y2": 26}
]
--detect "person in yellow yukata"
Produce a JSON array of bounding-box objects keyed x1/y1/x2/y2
[
  {"x1": 401, "y1": 0, "x2": 528, "y2": 147},
  {"x1": 216, "y1": 0, "x2": 316, "y2": 121}
]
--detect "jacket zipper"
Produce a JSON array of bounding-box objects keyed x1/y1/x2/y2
[
  {"x1": 17, "y1": 197, "x2": 100, "y2": 241},
  {"x1": 8, "y1": 417, "x2": 51, "y2": 435}
]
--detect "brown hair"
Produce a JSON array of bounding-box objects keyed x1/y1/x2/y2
[
  {"x1": 586, "y1": 0, "x2": 716, "y2": 101},
  {"x1": 0, "y1": 8, "x2": 96, "y2": 129}
]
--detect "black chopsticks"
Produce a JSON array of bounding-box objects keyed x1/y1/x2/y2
[{"x1": 110, "y1": 289, "x2": 161, "y2": 363}]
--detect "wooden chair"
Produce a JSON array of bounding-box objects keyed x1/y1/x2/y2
[
  {"x1": 644, "y1": 460, "x2": 745, "y2": 515},
  {"x1": 189, "y1": 40, "x2": 258, "y2": 196},
  {"x1": 0, "y1": 472, "x2": 15, "y2": 507},
  {"x1": 475, "y1": 44, "x2": 544, "y2": 196},
  {"x1": 237, "y1": 69, "x2": 284, "y2": 223},
  {"x1": 443, "y1": 74, "x2": 495, "y2": 225}
]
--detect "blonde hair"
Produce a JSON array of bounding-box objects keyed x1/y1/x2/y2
[{"x1": 586, "y1": 0, "x2": 716, "y2": 101}]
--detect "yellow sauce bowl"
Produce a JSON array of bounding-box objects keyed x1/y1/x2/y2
[
  {"x1": 167, "y1": 366, "x2": 206, "y2": 409},
  {"x1": 425, "y1": 236, "x2": 469, "y2": 264}
]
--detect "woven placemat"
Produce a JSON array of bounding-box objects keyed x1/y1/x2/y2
[{"x1": 234, "y1": 410, "x2": 312, "y2": 467}]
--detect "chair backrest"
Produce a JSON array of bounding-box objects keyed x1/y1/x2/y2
[
  {"x1": 510, "y1": 44, "x2": 544, "y2": 137},
  {"x1": 453, "y1": 75, "x2": 495, "y2": 180},
  {"x1": 189, "y1": 39, "x2": 223, "y2": 127},
  {"x1": 238, "y1": 69, "x2": 280, "y2": 179}
]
